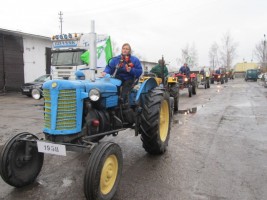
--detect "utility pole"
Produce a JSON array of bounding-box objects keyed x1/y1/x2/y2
[
  {"x1": 59, "y1": 11, "x2": 63, "y2": 34},
  {"x1": 263, "y1": 34, "x2": 266, "y2": 71}
]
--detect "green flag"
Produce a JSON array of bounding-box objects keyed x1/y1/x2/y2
[
  {"x1": 104, "y1": 37, "x2": 113, "y2": 63},
  {"x1": 81, "y1": 51, "x2": 90, "y2": 64},
  {"x1": 80, "y1": 36, "x2": 113, "y2": 66}
]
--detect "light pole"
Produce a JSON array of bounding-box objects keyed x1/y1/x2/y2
[{"x1": 263, "y1": 34, "x2": 266, "y2": 71}]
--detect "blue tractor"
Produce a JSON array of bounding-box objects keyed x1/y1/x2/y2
[{"x1": 0, "y1": 72, "x2": 173, "y2": 200}]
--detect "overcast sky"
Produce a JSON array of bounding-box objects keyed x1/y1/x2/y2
[{"x1": 1, "y1": 0, "x2": 266, "y2": 68}]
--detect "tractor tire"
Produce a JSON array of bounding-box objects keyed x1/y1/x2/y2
[
  {"x1": 192, "y1": 84, "x2": 197, "y2": 95},
  {"x1": 188, "y1": 86, "x2": 192, "y2": 97},
  {"x1": 84, "y1": 142, "x2": 122, "y2": 200},
  {"x1": 207, "y1": 80, "x2": 210, "y2": 88},
  {"x1": 211, "y1": 79, "x2": 214, "y2": 84},
  {"x1": 169, "y1": 83, "x2": 179, "y2": 112},
  {"x1": 0, "y1": 132, "x2": 44, "y2": 187},
  {"x1": 139, "y1": 88, "x2": 171, "y2": 154}
]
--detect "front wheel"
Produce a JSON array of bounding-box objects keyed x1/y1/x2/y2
[
  {"x1": 139, "y1": 89, "x2": 171, "y2": 154},
  {"x1": 192, "y1": 83, "x2": 197, "y2": 95},
  {"x1": 207, "y1": 79, "x2": 210, "y2": 88},
  {"x1": 188, "y1": 86, "x2": 192, "y2": 97},
  {"x1": 211, "y1": 79, "x2": 214, "y2": 84},
  {"x1": 0, "y1": 132, "x2": 44, "y2": 187},
  {"x1": 84, "y1": 142, "x2": 123, "y2": 200}
]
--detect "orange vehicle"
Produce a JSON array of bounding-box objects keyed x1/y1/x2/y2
[
  {"x1": 173, "y1": 72, "x2": 197, "y2": 97},
  {"x1": 211, "y1": 67, "x2": 228, "y2": 84}
]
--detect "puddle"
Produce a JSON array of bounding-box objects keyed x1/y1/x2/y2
[
  {"x1": 62, "y1": 178, "x2": 73, "y2": 187},
  {"x1": 172, "y1": 119, "x2": 183, "y2": 124},
  {"x1": 178, "y1": 107, "x2": 197, "y2": 114},
  {"x1": 177, "y1": 104, "x2": 206, "y2": 115}
]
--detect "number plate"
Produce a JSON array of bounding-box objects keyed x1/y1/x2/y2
[
  {"x1": 23, "y1": 89, "x2": 30, "y2": 92},
  {"x1": 37, "y1": 141, "x2": 66, "y2": 156}
]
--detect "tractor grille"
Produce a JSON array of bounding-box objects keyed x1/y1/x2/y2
[
  {"x1": 43, "y1": 89, "x2": 51, "y2": 129},
  {"x1": 43, "y1": 89, "x2": 77, "y2": 130}
]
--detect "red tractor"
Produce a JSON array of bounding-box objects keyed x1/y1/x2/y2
[
  {"x1": 173, "y1": 72, "x2": 197, "y2": 97},
  {"x1": 210, "y1": 67, "x2": 228, "y2": 84}
]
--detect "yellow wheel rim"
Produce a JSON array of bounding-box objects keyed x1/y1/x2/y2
[
  {"x1": 159, "y1": 100, "x2": 169, "y2": 142},
  {"x1": 100, "y1": 154, "x2": 118, "y2": 195}
]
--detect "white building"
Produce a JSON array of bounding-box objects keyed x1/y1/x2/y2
[{"x1": 0, "y1": 28, "x2": 51, "y2": 91}]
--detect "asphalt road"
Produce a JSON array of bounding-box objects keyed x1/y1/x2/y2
[{"x1": 0, "y1": 78, "x2": 266, "y2": 200}]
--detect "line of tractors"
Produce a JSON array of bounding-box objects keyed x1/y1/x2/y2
[
  {"x1": 168, "y1": 67, "x2": 233, "y2": 98},
  {"x1": 0, "y1": 55, "x2": 233, "y2": 200}
]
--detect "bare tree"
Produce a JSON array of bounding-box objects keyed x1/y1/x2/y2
[
  {"x1": 254, "y1": 38, "x2": 267, "y2": 68},
  {"x1": 177, "y1": 43, "x2": 198, "y2": 67},
  {"x1": 219, "y1": 32, "x2": 238, "y2": 69},
  {"x1": 209, "y1": 42, "x2": 220, "y2": 71}
]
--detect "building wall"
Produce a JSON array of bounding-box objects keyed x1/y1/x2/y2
[
  {"x1": 234, "y1": 62, "x2": 259, "y2": 72},
  {"x1": 23, "y1": 36, "x2": 51, "y2": 82},
  {"x1": 141, "y1": 61, "x2": 158, "y2": 73}
]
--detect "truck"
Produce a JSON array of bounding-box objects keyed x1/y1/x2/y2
[
  {"x1": 0, "y1": 23, "x2": 174, "y2": 200},
  {"x1": 51, "y1": 33, "x2": 112, "y2": 80}
]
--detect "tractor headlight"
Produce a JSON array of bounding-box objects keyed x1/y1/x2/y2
[
  {"x1": 184, "y1": 77, "x2": 188, "y2": 82},
  {"x1": 89, "y1": 89, "x2": 100, "y2": 101}
]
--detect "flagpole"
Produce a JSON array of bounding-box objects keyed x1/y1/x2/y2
[{"x1": 89, "y1": 20, "x2": 97, "y2": 82}]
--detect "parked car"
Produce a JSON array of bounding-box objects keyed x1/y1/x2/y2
[
  {"x1": 245, "y1": 69, "x2": 258, "y2": 81},
  {"x1": 21, "y1": 74, "x2": 51, "y2": 99}
]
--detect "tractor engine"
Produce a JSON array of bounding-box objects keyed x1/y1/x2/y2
[{"x1": 42, "y1": 78, "x2": 121, "y2": 142}]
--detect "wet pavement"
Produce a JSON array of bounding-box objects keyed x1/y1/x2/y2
[{"x1": 0, "y1": 78, "x2": 267, "y2": 200}]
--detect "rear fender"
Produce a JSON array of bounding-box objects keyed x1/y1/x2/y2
[{"x1": 135, "y1": 78, "x2": 158, "y2": 104}]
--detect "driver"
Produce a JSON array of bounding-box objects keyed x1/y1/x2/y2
[
  {"x1": 101, "y1": 43, "x2": 142, "y2": 81},
  {"x1": 179, "y1": 63, "x2": 191, "y2": 77},
  {"x1": 150, "y1": 59, "x2": 169, "y2": 78},
  {"x1": 101, "y1": 43, "x2": 143, "y2": 101}
]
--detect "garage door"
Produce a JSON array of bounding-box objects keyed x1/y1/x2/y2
[
  {"x1": 0, "y1": 34, "x2": 4, "y2": 90},
  {"x1": 0, "y1": 34, "x2": 24, "y2": 91}
]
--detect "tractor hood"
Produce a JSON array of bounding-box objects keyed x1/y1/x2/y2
[{"x1": 42, "y1": 77, "x2": 121, "y2": 96}]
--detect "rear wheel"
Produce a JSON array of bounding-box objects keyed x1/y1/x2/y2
[
  {"x1": 139, "y1": 89, "x2": 171, "y2": 154},
  {"x1": 84, "y1": 142, "x2": 122, "y2": 200},
  {"x1": 0, "y1": 132, "x2": 44, "y2": 187},
  {"x1": 169, "y1": 83, "x2": 179, "y2": 112}
]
